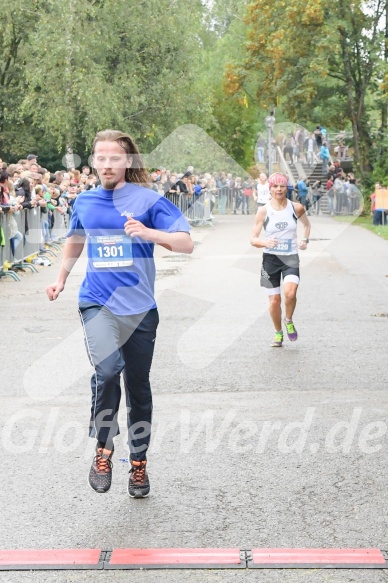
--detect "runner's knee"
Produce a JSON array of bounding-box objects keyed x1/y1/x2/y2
[
  {"x1": 269, "y1": 293, "x2": 281, "y2": 307},
  {"x1": 283, "y1": 286, "x2": 298, "y2": 301}
]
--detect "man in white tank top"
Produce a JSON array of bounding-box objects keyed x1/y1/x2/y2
[
  {"x1": 250, "y1": 172, "x2": 311, "y2": 347},
  {"x1": 254, "y1": 172, "x2": 270, "y2": 211}
]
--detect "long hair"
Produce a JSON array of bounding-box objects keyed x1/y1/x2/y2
[
  {"x1": 18, "y1": 178, "x2": 31, "y2": 196},
  {"x1": 91, "y1": 129, "x2": 150, "y2": 186}
]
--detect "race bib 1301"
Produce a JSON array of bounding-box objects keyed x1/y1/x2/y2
[{"x1": 90, "y1": 235, "x2": 133, "y2": 268}]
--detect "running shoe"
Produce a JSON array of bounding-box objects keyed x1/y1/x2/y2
[
  {"x1": 89, "y1": 443, "x2": 114, "y2": 493},
  {"x1": 271, "y1": 331, "x2": 284, "y2": 347},
  {"x1": 128, "y1": 460, "x2": 150, "y2": 498},
  {"x1": 284, "y1": 319, "x2": 298, "y2": 341}
]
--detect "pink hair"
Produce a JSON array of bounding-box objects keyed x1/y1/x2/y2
[{"x1": 268, "y1": 173, "x2": 288, "y2": 187}]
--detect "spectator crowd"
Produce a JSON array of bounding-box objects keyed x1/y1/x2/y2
[
  {"x1": 267, "y1": 125, "x2": 364, "y2": 218},
  {"x1": 0, "y1": 154, "x2": 101, "y2": 268},
  {"x1": 0, "y1": 130, "x2": 379, "y2": 273}
]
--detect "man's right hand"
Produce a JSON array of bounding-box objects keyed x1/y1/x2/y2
[
  {"x1": 264, "y1": 237, "x2": 279, "y2": 249},
  {"x1": 46, "y1": 281, "x2": 65, "y2": 301}
]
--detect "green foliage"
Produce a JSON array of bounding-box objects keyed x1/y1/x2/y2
[
  {"x1": 0, "y1": 0, "x2": 266, "y2": 173},
  {"x1": 0, "y1": 0, "x2": 39, "y2": 155},
  {"x1": 200, "y1": 1, "x2": 263, "y2": 169},
  {"x1": 0, "y1": 0, "x2": 215, "y2": 165},
  {"x1": 5, "y1": 0, "x2": 387, "y2": 182},
  {"x1": 369, "y1": 136, "x2": 388, "y2": 188},
  {"x1": 233, "y1": 0, "x2": 386, "y2": 175}
]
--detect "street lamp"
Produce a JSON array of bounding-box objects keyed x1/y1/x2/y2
[{"x1": 265, "y1": 109, "x2": 276, "y2": 176}]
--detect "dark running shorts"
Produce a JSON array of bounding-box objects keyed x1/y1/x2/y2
[{"x1": 260, "y1": 253, "x2": 300, "y2": 289}]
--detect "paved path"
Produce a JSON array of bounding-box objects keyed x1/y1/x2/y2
[{"x1": 1, "y1": 214, "x2": 388, "y2": 582}]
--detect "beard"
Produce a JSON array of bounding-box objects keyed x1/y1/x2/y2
[{"x1": 100, "y1": 175, "x2": 121, "y2": 190}]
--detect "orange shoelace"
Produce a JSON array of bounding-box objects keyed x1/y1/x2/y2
[
  {"x1": 95, "y1": 449, "x2": 113, "y2": 473},
  {"x1": 131, "y1": 461, "x2": 146, "y2": 483}
]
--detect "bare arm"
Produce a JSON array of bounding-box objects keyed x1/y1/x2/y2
[
  {"x1": 124, "y1": 218, "x2": 194, "y2": 254},
  {"x1": 250, "y1": 206, "x2": 279, "y2": 249},
  {"x1": 46, "y1": 235, "x2": 86, "y2": 300},
  {"x1": 153, "y1": 231, "x2": 194, "y2": 253},
  {"x1": 293, "y1": 202, "x2": 311, "y2": 250}
]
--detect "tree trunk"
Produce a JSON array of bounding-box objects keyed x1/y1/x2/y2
[
  {"x1": 381, "y1": 0, "x2": 388, "y2": 139},
  {"x1": 339, "y1": 37, "x2": 362, "y2": 171}
]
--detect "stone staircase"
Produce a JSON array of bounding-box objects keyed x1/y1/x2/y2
[{"x1": 288, "y1": 160, "x2": 329, "y2": 214}]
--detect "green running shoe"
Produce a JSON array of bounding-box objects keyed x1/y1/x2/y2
[
  {"x1": 271, "y1": 331, "x2": 283, "y2": 347},
  {"x1": 284, "y1": 319, "x2": 298, "y2": 341}
]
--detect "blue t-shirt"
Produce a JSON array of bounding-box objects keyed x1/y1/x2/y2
[
  {"x1": 296, "y1": 180, "x2": 308, "y2": 196},
  {"x1": 67, "y1": 182, "x2": 190, "y2": 315},
  {"x1": 194, "y1": 184, "x2": 202, "y2": 197}
]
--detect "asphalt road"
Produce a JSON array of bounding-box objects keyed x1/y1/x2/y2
[{"x1": 1, "y1": 213, "x2": 388, "y2": 583}]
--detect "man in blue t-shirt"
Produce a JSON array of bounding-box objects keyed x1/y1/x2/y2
[
  {"x1": 47, "y1": 129, "x2": 193, "y2": 498},
  {"x1": 319, "y1": 142, "x2": 331, "y2": 176},
  {"x1": 296, "y1": 177, "x2": 308, "y2": 209}
]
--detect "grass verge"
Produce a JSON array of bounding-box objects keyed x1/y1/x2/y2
[{"x1": 333, "y1": 215, "x2": 388, "y2": 241}]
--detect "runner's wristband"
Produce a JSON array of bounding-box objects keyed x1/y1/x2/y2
[{"x1": 302, "y1": 238, "x2": 309, "y2": 243}]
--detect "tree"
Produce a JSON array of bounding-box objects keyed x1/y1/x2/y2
[
  {"x1": 201, "y1": 0, "x2": 263, "y2": 168},
  {"x1": 20, "y1": 0, "x2": 213, "y2": 159},
  {"x1": 0, "y1": 0, "x2": 46, "y2": 157},
  {"x1": 230, "y1": 0, "x2": 386, "y2": 174},
  {"x1": 1, "y1": 0, "x2": 261, "y2": 170}
]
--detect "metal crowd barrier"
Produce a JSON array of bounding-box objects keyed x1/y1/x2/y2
[
  {"x1": 305, "y1": 189, "x2": 362, "y2": 215},
  {"x1": 0, "y1": 213, "x2": 17, "y2": 279},
  {"x1": 51, "y1": 208, "x2": 68, "y2": 242},
  {"x1": 216, "y1": 187, "x2": 231, "y2": 214},
  {"x1": 215, "y1": 187, "x2": 254, "y2": 214},
  {"x1": 165, "y1": 191, "x2": 212, "y2": 225},
  {"x1": 0, "y1": 207, "x2": 67, "y2": 281}
]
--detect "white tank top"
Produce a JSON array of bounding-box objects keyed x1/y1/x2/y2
[
  {"x1": 263, "y1": 199, "x2": 298, "y2": 255},
  {"x1": 256, "y1": 182, "x2": 270, "y2": 204}
]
